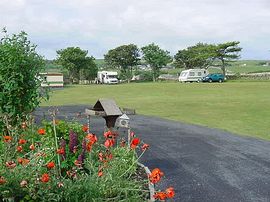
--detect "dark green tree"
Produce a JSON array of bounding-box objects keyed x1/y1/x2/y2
[
  {"x1": 141, "y1": 43, "x2": 172, "y2": 81},
  {"x1": 215, "y1": 41, "x2": 242, "y2": 76},
  {"x1": 0, "y1": 29, "x2": 47, "y2": 135},
  {"x1": 104, "y1": 44, "x2": 140, "y2": 81},
  {"x1": 56, "y1": 47, "x2": 97, "y2": 83},
  {"x1": 174, "y1": 43, "x2": 216, "y2": 69}
]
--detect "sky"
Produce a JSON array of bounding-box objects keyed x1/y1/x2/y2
[{"x1": 0, "y1": 0, "x2": 270, "y2": 60}]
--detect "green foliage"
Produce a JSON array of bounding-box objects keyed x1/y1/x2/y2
[
  {"x1": 0, "y1": 120, "x2": 149, "y2": 201},
  {"x1": 104, "y1": 44, "x2": 140, "y2": 81},
  {"x1": 174, "y1": 43, "x2": 216, "y2": 69},
  {"x1": 0, "y1": 30, "x2": 47, "y2": 136},
  {"x1": 215, "y1": 41, "x2": 242, "y2": 76},
  {"x1": 56, "y1": 47, "x2": 97, "y2": 83},
  {"x1": 141, "y1": 43, "x2": 172, "y2": 81}
]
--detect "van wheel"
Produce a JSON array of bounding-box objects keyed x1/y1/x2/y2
[
  {"x1": 208, "y1": 79, "x2": 212, "y2": 83},
  {"x1": 218, "y1": 79, "x2": 223, "y2": 83}
]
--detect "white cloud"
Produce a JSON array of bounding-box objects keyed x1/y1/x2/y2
[{"x1": 0, "y1": 0, "x2": 270, "y2": 59}]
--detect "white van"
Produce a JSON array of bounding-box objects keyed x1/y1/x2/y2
[{"x1": 179, "y1": 69, "x2": 209, "y2": 82}]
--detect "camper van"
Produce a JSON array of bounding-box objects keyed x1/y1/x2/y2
[
  {"x1": 97, "y1": 71, "x2": 118, "y2": 84},
  {"x1": 179, "y1": 69, "x2": 209, "y2": 82}
]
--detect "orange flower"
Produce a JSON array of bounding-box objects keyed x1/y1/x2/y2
[
  {"x1": 85, "y1": 133, "x2": 97, "y2": 144},
  {"x1": 141, "y1": 143, "x2": 150, "y2": 151},
  {"x1": 98, "y1": 167, "x2": 103, "y2": 177},
  {"x1": 47, "y1": 162, "x2": 55, "y2": 169},
  {"x1": 82, "y1": 125, "x2": 88, "y2": 132},
  {"x1": 29, "y1": 144, "x2": 35, "y2": 150},
  {"x1": 17, "y1": 146, "x2": 23, "y2": 152},
  {"x1": 149, "y1": 168, "x2": 164, "y2": 184},
  {"x1": 38, "y1": 128, "x2": 45, "y2": 135},
  {"x1": 153, "y1": 192, "x2": 167, "y2": 200},
  {"x1": 0, "y1": 176, "x2": 6, "y2": 184},
  {"x1": 17, "y1": 158, "x2": 30, "y2": 166},
  {"x1": 130, "y1": 138, "x2": 140, "y2": 149},
  {"x1": 5, "y1": 161, "x2": 16, "y2": 169},
  {"x1": 41, "y1": 173, "x2": 50, "y2": 183},
  {"x1": 104, "y1": 139, "x2": 115, "y2": 148},
  {"x1": 3, "y1": 136, "x2": 12, "y2": 143},
  {"x1": 165, "y1": 187, "x2": 175, "y2": 198},
  {"x1": 57, "y1": 148, "x2": 65, "y2": 155},
  {"x1": 18, "y1": 139, "x2": 27, "y2": 145}
]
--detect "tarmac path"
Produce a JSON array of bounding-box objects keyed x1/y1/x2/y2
[{"x1": 34, "y1": 105, "x2": 270, "y2": 202}]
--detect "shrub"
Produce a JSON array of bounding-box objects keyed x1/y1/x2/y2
[{"x1": 0, "y1": 29, "x2": 48, "y2": 137}]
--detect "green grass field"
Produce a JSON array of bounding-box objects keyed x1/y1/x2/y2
[{"x1": 42, "y1": 82, "x2": 270, "y2": 140}]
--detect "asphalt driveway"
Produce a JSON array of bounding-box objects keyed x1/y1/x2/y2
[{"x1": 34, "y1": 106, "x2": 270, "y2": 202}]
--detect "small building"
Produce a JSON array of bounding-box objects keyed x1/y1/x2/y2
[{"x1": 40, "y1": 73, "x2": 64, "y2": 87}]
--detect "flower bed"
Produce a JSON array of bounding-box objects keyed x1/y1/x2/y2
[{"x1": 0, "y1": 118, "x2": 174, "y2": 201}]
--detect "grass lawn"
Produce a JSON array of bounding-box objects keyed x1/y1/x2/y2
[{"x1": 42, "y1": 81, "x2": 270, "y2": 140}]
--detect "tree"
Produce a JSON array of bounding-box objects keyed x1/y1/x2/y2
[
  {"x1": 56, "y1": 47, "x2": 97, "y2": 83},
  {"x1": 174, "y1": 43, "x2": 216, "y2": 69},
  {"x1": 215, "y1": 41, "x2": 242, "y2": 76},
  {"x1": 104, "y1": 44, "x2": 140, "y2": 81},
  {"x1": 0, "y1": 29, "x2": 47, "y2": 135},
  {"x1": 141, "y1": 43, "x2": 172, "y2": 81}
]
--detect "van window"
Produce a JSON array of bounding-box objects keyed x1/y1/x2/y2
[
  {"x1": 198, "y1": 72, "x2": 202, "y2": 76},
  {"x1": 189, "y1": 72, "x2": 195, "y2": 76},
  {"x1": 180, "y1": 72, "x2": 187, "y2": 77}
]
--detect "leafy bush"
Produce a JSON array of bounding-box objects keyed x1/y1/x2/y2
[{"x1": 0, "y1": 30, "x2": 48, "y2": 136}]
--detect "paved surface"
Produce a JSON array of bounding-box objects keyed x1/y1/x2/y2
[{"x1": 34, "y1": 106, "x2": 270, "y2": 202}]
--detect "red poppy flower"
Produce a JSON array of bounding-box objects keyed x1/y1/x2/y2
[
  {"x1": 17, "y1": 146, "x2": 23, "y2": 152},
  {"x1": 82, "y1": 125, "x2": 88, "y2": 132},
  {"x1": 98, "y1": 152, "x2": 104, "y2": 161},
  {"x1": 153, "y1": 192, "x2": 167, "y2": 200},
  {"x1": 47, "y1": 162, "x2": 55, "y2": 169},
  {"x1": 41, "y1": 173, "x2": 50, "y2": 183},
  {"x1": 57, "y1": 148, "x2": 65, "y2": 155},
  {"x1": 38, "y1": 128, "x2": 45, "y2": 135},
  {"x1": 165, "y1": 187, "x2": 175, "y2": 198},
  {"x1": 141, "y1": 143, "x2": 150, "y2": 151},
  {"x1": 3, "y1": 136, "x2": 12, "y2": 143},
  {"x1": 18, "y1": 139, "x2": 27, "y2": 145},
  {"x1": 149, "y1": 168, "x2": 164, "y2": 184},
  {"x1": 0, "y1": 176, "x2": 6, "y2": 184},
  {"x1": 5, "y1": 161, "x2": 16, "y2": 169},
  {"x1": 130, "y1": 138, "x2": 140, "y2": 149},
  {"x1": 29, "y1": 144, "x2": 35, "y2": 151},
  {"x1": 98, "y1": 167, "x2": 103, "y2": 177},
  {"x1": 86, "y1": 133, "x2": 98, "y2": 145},
  {"x1": 104, "y1": 139, "x2": 115, "y2": 148}
]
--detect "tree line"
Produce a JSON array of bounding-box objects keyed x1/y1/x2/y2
[{"x1": 56, "y1": 41, "x2": 242, "y2": 83}]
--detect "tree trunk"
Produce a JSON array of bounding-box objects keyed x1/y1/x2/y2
[{"x1": 221, "y1": 59, "x2": 226, "y2": 77}]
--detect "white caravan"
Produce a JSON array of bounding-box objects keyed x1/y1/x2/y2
[
  {"x1": 179, "y1": 69, "x2": 209, "y2": 82},
  {"x1": 97, "y1": 71, "x2": 118, "y2": 84}
]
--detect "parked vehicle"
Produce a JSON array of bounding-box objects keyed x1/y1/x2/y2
[
  {"x1": 39, "y1": 73, "x2": 64, "y2": 87},
  {"x1": 201, "y1": 73, "x2": 225, "y2": 83},
  {"x1": 179, "y1": 69, "x2": 209, "y2": 82},
  {"x1": 97, "y1": 71, "x2": 118, "y2": 84}
]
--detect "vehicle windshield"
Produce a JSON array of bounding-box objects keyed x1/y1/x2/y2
[{"x1": 107, "y1": 75, "x2": 117, "y2": 79}]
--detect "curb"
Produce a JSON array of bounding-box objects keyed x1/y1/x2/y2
[{"x1": 137, "y1": 162, "x2": 155, "y2": 202}]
